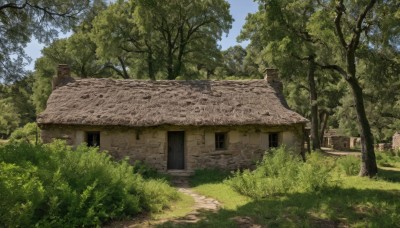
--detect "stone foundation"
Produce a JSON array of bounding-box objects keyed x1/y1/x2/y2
[{"x1": 41, "y1": 124, "x2": 304, "y2": 171}]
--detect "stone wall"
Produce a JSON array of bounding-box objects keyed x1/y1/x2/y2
[
  {"x1": 350, "y1": 137, "x2": 361, "y2": 149},
  {"x1": 323, "y1": 136, "x2": 351, "y2": 151},
  {"x1": 375, "y1": 143, "x2": 392, "y2": 152},
  {"x1": 41, "y1": 124, "x2": 304, "y2": 171},
  {"x1": 392, "y1": 132, "x2": 400, "y2": 151}
]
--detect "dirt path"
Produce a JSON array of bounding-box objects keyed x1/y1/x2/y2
[
  {"x1": 170, "y1": 177, "x2": 221, "y2": 224},
  {"x1": 104, "y1": 177, "x2": 221, "y2": 227},
  {"x1": 322, "y1": 147, "x2": 361, "y2": 156}
]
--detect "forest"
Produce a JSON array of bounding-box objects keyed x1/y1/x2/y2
[{"x1": 1, "y1": 0, "x2": 399, "y2": 175}]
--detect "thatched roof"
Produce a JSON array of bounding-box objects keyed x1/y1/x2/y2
[
  {"x1": 324, "y1": 129, "x2": 347, "y2": 137},
  {"x1": 37, "y1": 79, "x2": 308, "y2": 127}
]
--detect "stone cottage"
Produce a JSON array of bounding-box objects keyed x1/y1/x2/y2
[
  {"x1": 37, "y1": 65, "x2": 308, "y2": 172},
  {"x1": 322, "y1": 129, "x2": 351, "y2": 151}
]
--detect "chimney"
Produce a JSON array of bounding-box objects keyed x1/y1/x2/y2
[
  {"x1": 264, "y1": 68, "x2": 279, "y2": 83},
  {"x1": 52, "y1": 64, "x2": 75, "y2": 90},
  {"x1": 264, "y1": 68, "x2": 288, "y2": 106},
  {"x1": 264, "y1": 68, "x2": 283, "y2": 91}
]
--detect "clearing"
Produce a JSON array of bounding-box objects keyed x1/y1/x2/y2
[{"x1": 107, "y1": 150, "x2": 400, "y2": 227}]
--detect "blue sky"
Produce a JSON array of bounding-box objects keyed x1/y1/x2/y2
[{"x1": 24, "y1": 0, "x2": 259, "y2": 70}]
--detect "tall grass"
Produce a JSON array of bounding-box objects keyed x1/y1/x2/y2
[
  {"x1": 336, "y1": 155, "x2": 359, "y2": 176},
  {"x1": 376, "y1": 151, "x2": 400, "y2": 167},
  {"x1": 225, "y1": 147, "x2": 337, "y2": 199},
  {"x1": 0, "y1": 141, "x2": 178, "y2": 227}
]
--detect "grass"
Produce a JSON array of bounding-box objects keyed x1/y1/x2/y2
[
  {"x1": 158, "y1": 157, "x2": 400, "y2": 227},
  {"x1": 189, "y1": 169, "x2": 252, "y2": 210},
  {"x1": 152, "y1": 193, "x2": 195, "y2": 220}
]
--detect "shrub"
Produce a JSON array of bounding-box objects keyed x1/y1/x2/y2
[
  {"x1": 190, "y1": 168, "x2": 231, "y2": 187},
  {"x1": 225, "y1": 147, "x2": 337, "y2": 199},
  {"x1": 297, "y1": 152, "x2": 337, "y2": 191},
  {"x1": 132, "y1": 160, "x2": 169, "y2": 180},
  {"x1": 0, "y1": 141, "x2": 178, "y2": 227},
  {"x1": 9, "y1": 122, "x2": 41, "y2": 144},
  {"x1": 336, "y1": 155, "x2": 359, "y2": 176},
  {"x1": 376, "y1": 151, "x2": 400, "y2": 167},
  {"x1": 0, "y1": 163, "x2": 45, "y2": 227}
]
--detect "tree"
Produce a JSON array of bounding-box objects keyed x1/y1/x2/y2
[
  {"x1": 221, "y1": 45, "x2": 248, "y2": 77},
  {"x1": 240, "y1": 0, "x2": 331, "y2": 151},
  {"x1": 30, "y1": 0, "x2": 112, "y2": 113},
  {"x1": 0, "y1": 0, "x2": 91, "y2": 82},
  {"x1": 309, "y1": 0, "x2": 399, "y2": 177},
  {"x1": 135, "y1": 0, "x2": 232, "y2": 80},
  {"x1": 91, "y1": 0, "x2": 155, "y2": 79},
  {"x1": 31, "y1": 57, "x2": 54, "y2": 113},
  {"x1": 91, "y1": 0, "x2": 233, "y2": 80},
  {"x1": 243, "y1": 0, "x2": 399, "y2": 177},
  {"x1": 0, "y1": 75, "x2": 35, "y2": 136}
]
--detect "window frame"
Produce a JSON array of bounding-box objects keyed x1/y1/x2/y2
[
  {"x1": 86, "y1": 131, "x2": 100, "y2": 147},
  {"x1": 269, "y1": 132, "x2": 280, "y2": 148},
  {"x1": 215, "y1": 132, "x2": 227, "y2": 150}
]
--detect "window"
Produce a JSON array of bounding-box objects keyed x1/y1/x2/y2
[
  {"x1": 269, "y1": 133, "x2": 279, "y2": 148},
  {"x1": 215, "y1": 133, "x2": 227, "y2": 150},
  {"x1": 87, "y1": 132, "x2": 100, "y2": 147}
]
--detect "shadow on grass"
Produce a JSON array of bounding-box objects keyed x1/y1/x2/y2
[
  {"x1": 157, "y1": 187, "x2": 400, "y2": 228},
  {"x1": 378, "y1": 168, "x2": 400, "y2": 182},
  {"x1": 189, "y1": 169, "x2": 232, "y2": 187}
]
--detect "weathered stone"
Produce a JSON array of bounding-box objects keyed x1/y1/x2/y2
[
  {"x1": 393, "y1": 132, "x2": 400, "y2": 151},
  {"x1": 41, "y1": 124, "x2": 304, "y2": 171},
  {"x1": 375, "y1": 143, "x2": 392, "y2": 152},
  {"x1": 322, "y1": 135, "x2": 351, "y2": 151}
]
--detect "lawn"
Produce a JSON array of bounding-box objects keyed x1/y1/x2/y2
[{"x1": 159, "y1": 156, "x2": 400, "y2": 228}]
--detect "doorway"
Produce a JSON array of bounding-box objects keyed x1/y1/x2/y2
[{"x1": 167, "y1": 131, "x2": 185, "y2": 170}]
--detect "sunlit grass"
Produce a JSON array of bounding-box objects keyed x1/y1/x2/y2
[
  {"x1": 179, "y1": 160, "x2": 400, "y2": 227},
  {"x1": 192, "y1": 183, "x2": 251, "y2": 210},
  {"x1": 152, "y1": 192, "x2": 195, "y2": 220}
]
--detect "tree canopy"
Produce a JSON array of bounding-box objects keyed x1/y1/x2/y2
[
  {"x1": 91, "y1": 0, "x2": 233, "y2": 80},
  {"x1": 240, "y1": 0, "x2": 400, "y2": 176},
  {"x1": 0, "y1": 0, "x2": 91, "y2": 82}
]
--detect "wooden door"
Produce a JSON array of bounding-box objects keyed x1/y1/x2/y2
[{"x1": 167, "y1": 131, "x2": 185, "y2": 170}]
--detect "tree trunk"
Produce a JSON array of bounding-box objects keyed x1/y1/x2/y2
[
  {"x1": 347, "y1": 77, "x2": 378, "y2": 177},
  {"x1": 173, "y1": 33, "x2": 186, "y2": 80},
  {"x1": 147, "y1": 48, "x2": 155, "y2": 81},
  {"x1": 319, "y1": 111, "x2": 329, "y2": 146},
  {"x1": 118, "y1": 57, "x2": 129, "y2": 79},
  {"x1": 166, "y1": 49, "x2": 174, "y2": 80},
  {"x1": 307, "y1": 56, "x2": 321, "y2": 151}
]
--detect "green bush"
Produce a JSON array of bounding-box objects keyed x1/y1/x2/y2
[
  {"x1": 0, "y1": 141, "x2": 178, "y2": 227},
  {"x1": 297, "y1": 152, "x2": 337, "y2": 191},
  {"x1": 9, "y1": 122, "x2": 41, "y2": 144},
  {"x1": 376, "y1": 151, "x2": 400, "y2": 167},
  {"x1": 132, "y1": 160, "x2": 170, "y2": 181},
  {"x1": 225, "y1": 147, "x2": 337, "y2": 199},
  {"x1": 337, "y1": 155, "x2": 359, "y2": 176},
  {"x1": 0, "y1": 163, "x2": 45, "y2": 227}
]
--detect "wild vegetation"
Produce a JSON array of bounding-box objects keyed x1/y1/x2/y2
[
  {"x1": 0, "y1": 141, "x2": 178, "y2": 227},
  {"x1": 226, "y1": 148, "x2": 337, "y2": 198},
  {"x1": 158, "y1": 148, "x2": 400, "y2": 227}
]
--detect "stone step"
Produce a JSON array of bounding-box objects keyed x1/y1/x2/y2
[{"x1": 165, "y1": 169, "x2": 194, "y2": 177}]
